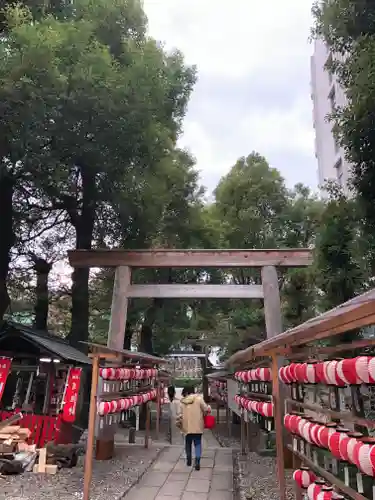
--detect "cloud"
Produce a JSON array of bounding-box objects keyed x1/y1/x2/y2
[{"x1": 143, "y1": 0, "x2": 317, "y2": 193}]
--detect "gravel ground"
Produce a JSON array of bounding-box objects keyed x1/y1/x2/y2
[
  {"x1": 1, "y1": 445, "x2": 162, "y2": 500},
  {"x1": 213, "y1": 423, "x2": 295, "y2": 500}
]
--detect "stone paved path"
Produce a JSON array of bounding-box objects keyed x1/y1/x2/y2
[{"x1": 124, "y1": 432, "x2": 233, "y2": 500}]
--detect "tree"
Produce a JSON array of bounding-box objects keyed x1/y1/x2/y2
[
  {"x1": 312, "y1": 0, "x2": 375, "y2": 269},
  {"x1": 0, "y1": 1, "x2": 196, "y2": 350},
  {"x1": 314, "y1": 184, "x2": 363, "y2": 333},
  {"x1": 211, "y1": 154, "x2": 321, "y2": 358}
]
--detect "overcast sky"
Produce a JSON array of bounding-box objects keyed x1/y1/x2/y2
[{"x1": 143, "y1": 0, "x2": 317, "y2": 195}]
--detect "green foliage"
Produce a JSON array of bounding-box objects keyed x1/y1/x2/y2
[
  {"x1": 312, "y1": 0, "x2": 375, "y2": 269},
  {"x1": 314, "y1": 185, "x2": 363, "y2": 311}
]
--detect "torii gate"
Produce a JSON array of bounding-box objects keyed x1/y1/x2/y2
[{"x1": 68, "y1": 248, "x2": 312, "y2": 455}]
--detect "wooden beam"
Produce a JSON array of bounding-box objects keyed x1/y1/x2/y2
[
  {"x1": 127, "y1": 284, "x2": 264, "y2": 299},
  {"x1": 68, "y1": 248, "x2": 313, "y2": 268},
  {"x1": 226, "y1": 288, "x2": 375, "y2": 366}
]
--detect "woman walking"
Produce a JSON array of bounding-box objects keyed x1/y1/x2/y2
[
  {"x1": 167, "y1": 386, "x2": 181, "y2": 444},
  {"x1": 178, "y1": 385, "x2": 210, "y2": 471}
]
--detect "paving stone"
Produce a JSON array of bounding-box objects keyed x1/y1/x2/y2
[
  {"x1": 168, "y1": 472, "x2": 190, "y2": 481},
  {"x1": 211, "y1": 474, "x2": 233, "y2": 491},
  {"x1": 159, "y1": 481, "x2": 187, "y2": 496},
  {"x1": 201, "y1": 450, "x2": 215, "y2": 459},
  {"x1": 200, "y1": 458, "x2": 214, "y2": 468},
  {"x1": 139, "y1": 471, "x2": 169, "y2": 487},
  {"x1": 190, "y1": 468, "x2": 212, "y2": 479},
  {"x1": 182, "y1": 493, "x2": 208, "y2": 500},
  {"x1": 185, "y1": 479, "x2": 210, "y2": 493},
  {"x1": 173, "y1": 461, "x2": 190, "y2": 472},
  {"x1": 212, "y1": 464, "x2": 232, "y2": 473},
  {"x1": 126, "y1": 486, "x2": 160, "y2": 500},
  {"x1": 208, "y1": 492, "x2": 233, "y2": 500},
  {"x1": 153, "y1": 462, "x2": 176, "y2": 472},
  {"x1": 155, "y1": 496, "x2": 181, "y2": 500}
]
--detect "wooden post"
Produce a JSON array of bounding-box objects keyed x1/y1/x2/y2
[
  {"x1": 226, "y1": 405, "x2": 230, "y2": 437},
  {"x1": 96, "y1": 266, "x2": 131, "y2": 459},
  {"x1": 145, "y1": 402, "x2": 150, "y2": 448},
  {"x1": 107, "y1": 266, "x2": 131, "y2": 350},
  {"x1": 83, "y1": 355, "x2": 100, "y2": 500},
  {"x1": 262, "y1": 266, "x2": 286, "y2": 500},
  {"x1": 240, "y1": 411, "x2": 246, "y2": 455},
  {"x1": 271, "y1": 353, "x2": 286, "y2": 500},
  {"x1": 156, "y1": 382, "x2": 160, "y2": 440},
  {"x1": 216, "y1": 400, "x2": 220, "y2": 425},
  {"x1": 246, "y1": 419, "x2": 251, "y2": 452}
]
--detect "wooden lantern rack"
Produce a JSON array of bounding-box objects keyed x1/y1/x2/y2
[
  {"x1": 227, "y1": 288, "x2": 375, "y2": 500},
  {"x1": 82, "y1": 342, "x2": 166, "y2": 500}
]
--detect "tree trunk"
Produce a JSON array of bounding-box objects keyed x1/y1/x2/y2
[
  {"x1": 0, "y1": 173, "x2": 14, "y2": 320},
  {"x1": 123, "y1": 322, "x2": 133, "y2": 350},
  {"x1": 139, "y1": 299, "x2": 163, "y2": 354},
  {"x1": 68, "y1": 167, "x2": 96, "y2": 350},
  {"x1": 33, "y1": 257, "x2": 52, "y2": 330}
]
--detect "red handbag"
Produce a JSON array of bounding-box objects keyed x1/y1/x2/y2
[{"x1": 204, "y1": 414, "x2": 216, "y2": 429}]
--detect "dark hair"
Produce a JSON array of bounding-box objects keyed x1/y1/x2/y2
[
  {"x1": 167, "y1": 386, "x2": 176, "y2": 402},
  {"x1": 183, "y1": 385, "x2": 195, "y2": 396}
]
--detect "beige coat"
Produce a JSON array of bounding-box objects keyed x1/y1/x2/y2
[{"x1": 179, "y1": 394, "x2": 209, "y2": 435}]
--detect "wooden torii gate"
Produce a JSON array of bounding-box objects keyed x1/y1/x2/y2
[{"x1": 68, "y1": 248, "x2": 312, "y2": 454}]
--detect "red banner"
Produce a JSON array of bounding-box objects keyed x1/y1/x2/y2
[
  {"x1": 62, "y1": 367, "x2": 82, "y2": 423},
  {"x1": 0, "y1": 357, "x2": 12, "y2": 403}
]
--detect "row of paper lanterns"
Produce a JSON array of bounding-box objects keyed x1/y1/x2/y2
[
  {"x1": 293, "y1": 470, "x2": 343, "y2": 500},
  {"x1": 279, "y1": 357, "x2": 375, "y2": 386},
  {"x1": 234, "y1": 368, "x2": 272, "y2": 382},
  {"x1": 99, "y1": 367, "x2": 158, "y2": 380},
  {"x1": 234, "y1": 395, "x2": 273, "y2": 418},
  {"x1": 285, "y1": 413, "x2": 375, "y2": 477},
  {"x1": 97, "y1": 390, "x2": 157, "y2": 415}
]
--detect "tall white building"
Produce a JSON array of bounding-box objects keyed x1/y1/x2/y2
[{"x1": 311, "y1": 38, "x2": 351, "y2": 195}]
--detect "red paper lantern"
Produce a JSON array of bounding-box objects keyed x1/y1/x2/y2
[
  {"x1": 355, "y1": 442, "x2": 375, "y2": 476},
  {"x1": 284, "y1": 413, "x2": 292, "y2": 430},
  {"x1": 279, "y1": 367, "x2": 288, "y2": 383},
  {"x1": 315, "y1": 363, "x2": 326, "y2": 384},
  {"x1": 307, "y1": 481, "x2": 323, "y2": 500},
  {"x1": 328, "y1": 429, "x2": 349, "y2": 459},
  {"x1": 368, "y1": 445, "x2": 375, "y2": 473},
  {"x1": 110, "y1": 400, "x2": 118, "y2": 413},
  {"x1": 336, "y1": 358, "x2": 360, "y2": 385},
  {"x1": 306, "y1": 362, "x2": 317, "y2": 384},
  {"x1": 295, "y1": 363, "x2": 308, "y2": 383},
  {"x1": 293, "y1": 468, "x2": 316, "y2": 489},
  {"x1": 98, "y1": 401, "x2": 111, "y2": 415},
  {"x1": 288, "y1": 363, "x2": 298, "y2": 382},
  {"x1": 325, "y1": 361, "x2": 345, "y2": 386},
  {"x1": 301, "y1": 421, "x2": 313, "y2": 443},
  {"x1": 356, "y1": 356, "x2": 375, "y2": 384},
  {"x1": 290, "y1": 414, "x2": 302, "y2": 434},
  {"x1": 258, "y1": 368, "x2": 271, "y2": 381},
  {"x1": 318, "y1": 426, "x2": 336, "y2": 449},
  {"x1": 262, "y1": 403, "x2": 273, "y2": 418},
  {"x1": 309, "y1": 423, "x2": 323, "y2": 446},
  {"x1": 316, "y1": 486, "x2": 334, "y2": 500}
]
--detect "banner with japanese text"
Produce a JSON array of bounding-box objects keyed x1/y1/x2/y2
[
  {"x1": 0, "y1": 357, "x2": 12, "y2": 403},
  {"x1": 62, "y1": 367, "x2": 82, "y2": 423}
]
